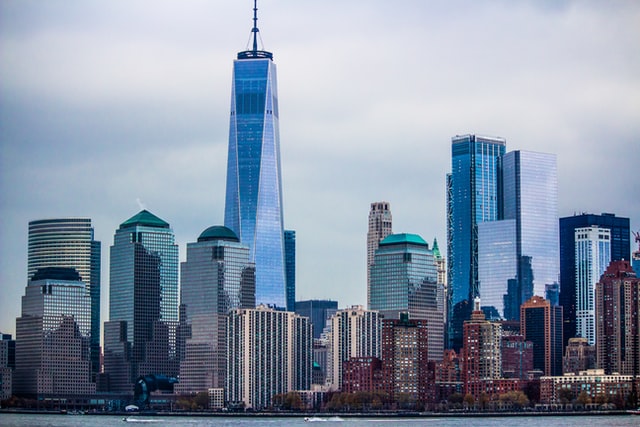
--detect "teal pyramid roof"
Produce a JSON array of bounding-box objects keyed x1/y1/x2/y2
[
  {"x1": 380, "y1": 233, "x2": 428, "y2": 247},
  {"x1": 432, "y1": 238, "x2": 441, "y2": 258},
  {"x1": 120, "y1": 210, "x2": 169, "y2": 229}
]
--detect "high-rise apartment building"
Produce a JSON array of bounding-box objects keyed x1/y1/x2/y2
[
  {"x1": 595, "y1": 260, "x2": 639, "y2": 376},
  {"x1": 284, "y1": 229, "x2": 296, "y2": 311},
  {"x1": 27, "y1": 218, "x2": 101, "y2": 378},
  {"x1": 369, "y1": 233, "x2": 443, "y2": 361},
  {"x1": 563, "y1": 337, "x2": 595, "y2": 374},
  {"x1": 104, "y1": 210, "x2": 179, "y2": 391},
  {"x1": 226, "y1": 305, "x2": 312, "y2": 410},
  {"x1": 367, "y1": 201, "x2": 392, "y2": 305},
  {"x1": 327, "y1": 306, "x2": 381, "y2": 391},
  {"x1": 478, "y1": 150, "x2": 558, "y2": 321},
  {"x1": 462, "y1": 299, "x2": 502, "y2": 395},
  {"x1": 447, "y1": 134, "x2": 506, "y2": 350},
  {"x1": 295, "y1": 299, "x2": 338, "y2": 340},
  {"x1": 575, "y1": 226, "x2": 611, "y2": 345},
  {"x1": 0, "y1": 333, "x2": 15, "y2": 400},
  {"x1": 224, "y1": 3, "x2": 287, "y2": 309},
  {"x1": 521, "y1": 296, "x2": 563, "y2": 376},
  {"x1": 381, "y1": 314, "x2": 430, "y2": 405},
  {"x1": 559, "y1": 213, "x2": 630, "y2": 346},
  {"x1": 176, "y1": 226, "x2": 255, "y2": 394},
  {"x1": 14, "y1": 268, "x2": 95, "y2": 397},
  {"x1": 501, "y1": 332, "x2": 533, "y2": 380}
]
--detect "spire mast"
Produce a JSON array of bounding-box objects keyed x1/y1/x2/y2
[
  {"x1": 237, "y1": 0, "x2": 273, "y2": 60},
  {"x1": 252, "y1": 0, "x2": 258, "y2": 53}
]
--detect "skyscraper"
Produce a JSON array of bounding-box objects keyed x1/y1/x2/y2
[
  {"x1": 595, "y1": 260, "x2": 639, "y2": 376},
  {"x1": 447, "y1": 134, "x2": 506, "y2": 350},
  {"x1": 559, "y1": 213, "x2": 630, "y2": 346},
  {"x1": 224, "y1": 2, "x2": 287, "y2": 309},
  {"x1": 367, "y1": 201, "x2": 392, "y2": 305},
  {"x1": 521, "y1": 295, "x2": 563, "y2": 376},
  {"x1": 295, "y1": 299, "x2": 338, "y2": 340},
  {"x1": 478, "y1": 150, "x2": 559, "y2": 321},
  {"x1": 105, "y1": 210, "x2": 179, "y2": 390},
  {"x1": 14, "y1": 268, "x2": 95, "y2": 397},
  {"x1": 284, "y1": 229, "x2": 296, "y2": 311},
  {"x1": 226, "y1": 305, "x2": 312, "y2": 410},
  {"x1": 27, "y1": 218, "x2": 101, "y2": 379},
  {"x1": 177, "y1": 226, "x2": 255, "y2": 394},
  {"x1": 369, "y1": 233, "x2": 443, "y2": 362},
  {"x1": 575, "y1": 226, "x2": 611, "y2": 345}
]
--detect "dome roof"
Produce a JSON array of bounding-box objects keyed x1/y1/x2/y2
[{"x1": 198, "y1": 226, "x2": 239, "y2": 242}]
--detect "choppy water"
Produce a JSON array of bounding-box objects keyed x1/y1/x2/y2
[{"x1": 0, "y1": 413, "x2": 638, "y2": 427}]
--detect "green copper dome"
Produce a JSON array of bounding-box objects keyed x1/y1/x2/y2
[
  {"x1": 198, "y1": 226, "x2": 239, "y2": 242},
  {"x1": 380, "y1": 233, "x2": 428, "y2": 247},
  {"x1": 120, "y1": 209, "x2": 169, "y2": 229}
]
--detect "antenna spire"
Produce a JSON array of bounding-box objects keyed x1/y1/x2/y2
[
  {"x1": 252, "y1": 0, "x2": 259, "y2": 53},
  {"x1": 237, "y1": 0, "x2": 273, "y2": 60}
]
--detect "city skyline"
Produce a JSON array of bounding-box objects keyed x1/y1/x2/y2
[{"x1": 1, "y1": 1, "x2": 640, "y2": 335}]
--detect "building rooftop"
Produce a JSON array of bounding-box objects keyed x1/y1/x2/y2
[
  {"x1": 380, "y1": 233, "x2": 428, "y2": 247},
  {"x1": 198, "y1": 226, "x2": 239, "y2": 242},
  {"x1": 120, "y1": 209, "x2": 169, "y2": 229}
]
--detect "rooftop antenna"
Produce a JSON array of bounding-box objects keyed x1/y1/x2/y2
[{"x1": 238, "y1": 0, "x2": 272, "y2": 60}]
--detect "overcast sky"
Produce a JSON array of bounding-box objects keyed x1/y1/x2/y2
[{"x1": 1, "y1": 1, "x2": 639, "y2": 336}]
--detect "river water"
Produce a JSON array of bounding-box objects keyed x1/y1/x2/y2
[{"x1": 0, "y1": 414, "x2": 637, "y2": 427}]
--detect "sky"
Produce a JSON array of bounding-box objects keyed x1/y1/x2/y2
[{"x1": 1, "y1": 0, "x2": 639, "y2": 336}]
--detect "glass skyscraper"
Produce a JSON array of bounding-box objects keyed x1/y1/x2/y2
[
  {"x1": 27, "y1": 218, "x2": 101, "y2": 379},
  {"x1": 559, "y1": 213, "x2": 630, "y2": 346},
  {"x1": 447, "y1": 134, "x2": 506, "y2": 350},
  {"x1": 284, "y1": 229, "x2": 296, "y2": 311},
  {"x1": 224, "y1": 6, "x2": 287, "y2": 309},
  {"x1": 106, "y1": 210, "x2": 179, "y2": 386}
]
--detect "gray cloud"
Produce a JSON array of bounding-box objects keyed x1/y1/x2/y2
[{"x1": 1, "y1": 0, "x2": 639, "y2": 336}]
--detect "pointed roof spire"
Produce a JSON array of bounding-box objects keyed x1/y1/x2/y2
[{"x1": 238, "y1": 0, "x2": 273, "y2": 60}]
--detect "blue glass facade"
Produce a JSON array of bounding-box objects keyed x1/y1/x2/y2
[
  {"x1": 224, "y1": 52, "x2": 286, "y2": 309},
  {"x1": 285, "y1": 229, "x2": 296, "y2": 311},
  {"x1": 447, "y1": 134, "x2": 505, "y2": 350}
]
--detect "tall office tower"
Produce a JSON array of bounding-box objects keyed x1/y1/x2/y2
[
  {"x1": 447, "y1": 134, "x2": 506, "y2": 350},
  {"x1": 226, "y1": 305, "x2": 312, "y2": 410},
  {"x1": 369, "y1": 233, "x2": 443, "y2": 361},
  {"x1": 575, "y1": 226, "x2": 611, "y2": 345},
  {"x1": 224, "y1": 2, "x2": 287, "y2": 309},
  {"x1": 381, "y1": 313, "x2": 430, "y2": 405},
  {"x1": 284, "y1": 229, "x2": 296, "y2": 311},
  {"x1": 0, "y1": 333, "x2": 15, "y2": 400},
  {"x1": 520, "y1": 295, "x2": 563, "y2": 376},
  {"x1": 632, "y1": 231, "x2": 640, "y2": 275},
  {"x1": 295, "y1": 299, "x2": 338, "y2": 340},
  {"x1": 478, "y1": 150, "x2": 558, "y2": 321},
  {"x1": 176, "y1": 226, "x2": 255, "y2": 394},
  {"x1": 105, "y1": 210, "x2": 179, "y2": 390},
  {"x1": 559, "y1": 213, "x2": 630, "y2": 346},
  {"x1": 14, "y1": 267, "x2": 95, "y2": 397},
  {"x1": 367, "y1": 201, "x2": 392, "y2": 304},
  {"x1": 327, "y1": 306, "x2": 381, "y2": 391},
  {"x1": 462, "y1": 299, "x2": 502, "y2": 396},
  {"x1": 27, "y1": 218, "x2": 101, "y2": 379},
  {"x1": 595, "y1": 260, "x2": 639, "y2": 376},
  {"x1": 562, "y1": 337, "x2": 595, "y2": 374}
]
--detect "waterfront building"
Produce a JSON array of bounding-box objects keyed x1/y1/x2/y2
[
  {"x1": 226, "y1": 305, "x2": 312, "y2": 410},
  {"x1": 326, "y1": 306, "x2": 381, "y2": 391},
  {"x1": 367, "y1": 201, "x2": 392, "y2": 305},
  {"x1": 14, "y1": 268, "x2": 95, "y2": 397},
  {"x1": 285, "y1": 229, "x2": 296, "y2": 311},
  {"x1": 434, "y1": 349, "x2": 463, "y2": 402},
  {"x1": 521, "y1": 296, "x2": 563, "y2": 376},
  {"x1": 447, "y1": 134, "x2": 506, "y2": 350},
  {"x1": 295, "y1": 299, "x2": 338, "y2": 340},
  {"x1": 104, "y1": 210, "x2": 179, "y2": 391},
  {"x1": 575, "y1": 226, "x2": 611, "y2": 345},
  {"x1": 540, "y1": 369, "x2": 639, "y2": 406},
  {"x1": 562, "y1": 337, "x2": 595, "y2": 375},
  {"x1": 501, "y1": 332, "x2": 533, "y2": 380},
  {"x1": 176, "y1": 226, "x2": 255, "y2": 394},
  {"x1": 341, "y1": 357, "x2": 383, "y2": 394},
  {"x1": 27, "y1": 218, "x2": 101, "y2": 378},
  {"x1": 0, "y1": 333, "x2": 14, "y2": 400},
  {"x1": 369, "y1": 233, "x2": 443, "y2": 361},
  {"x1": 462, "y1": 298, "x2": 502, "y2": 397},
  {"x1": 381, "y1": 314, "x2": 430, "y2": 405},
  {"x1": 559, "y1": 213, "x2": 630, "y2": 346},
  {"x1": 223, "y1": 1, "x2": 287, "y2": 309},
  {"x1": 595, "y1": 260, "x2": 639, "y2": 376}
]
